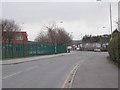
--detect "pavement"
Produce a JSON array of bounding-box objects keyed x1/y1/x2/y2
[
  {"x1": 1, "y1": 51, "x2": 76, "y2": 65},
  {"x1": 2, "y1": 51, "x2": 118, "y2": 88},
  {"x1": 72, "y1": 52, "x2": 118, "y2": 88}
]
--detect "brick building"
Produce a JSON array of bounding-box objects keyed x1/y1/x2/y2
[{"x1": 2, "y1": 31, "x2": 28, "y2": 44}]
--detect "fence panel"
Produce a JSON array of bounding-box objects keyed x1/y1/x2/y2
[
  {"x1": 0, "y1": 43, "x2": 2, "y2": 59},
  {"x1": 56, "y1": 45, "x2": 67, "y2": 54},
  {"x1": 2, "y1": 43, "x2": 13, "y2": 58},
  {"x1": 2, "y1": 43, "x2": 67, "y2": 59},
  {"x1": 14, "y1": 44, "x2": 25, "y2": 58}
]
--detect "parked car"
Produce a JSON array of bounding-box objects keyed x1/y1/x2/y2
[{"x1": 94, "y1": 48, "x2": 101, "y2": 52}]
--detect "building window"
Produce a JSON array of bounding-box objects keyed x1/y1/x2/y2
[{"x1": 16, "y1": 35, "x2": 23, "y2": 40}]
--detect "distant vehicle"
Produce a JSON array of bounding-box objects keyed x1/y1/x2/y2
[
  {"x1": 94, "y1": 48, "x2": 101, "y2": 52},
  {"x1": 76, "y1": 47, "x2": 80, "y2": 51},
  {"x1": 67, "y1": 46, "x2": 72, "y2": 50},
  {"x1": 67, "y1": 46, "x2": 72, "y2": 53}
]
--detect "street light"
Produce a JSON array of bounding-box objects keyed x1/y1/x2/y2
[
  {"x1": 54, "y1": 21, "x2": 63, "y2": 54},
  {"x1": 97, "y1": 0, "x2": 113, "y2": 40},
  {"x1": 45, "y1": 21, "x2": 63, "y2": 54},
  {"x1": 102, "y1": 26, "x2": 111, "y2": 34}
]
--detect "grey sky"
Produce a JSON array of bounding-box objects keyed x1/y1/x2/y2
[{"x1": 1, "y1": 1, "x2": 118, "y2": 41}]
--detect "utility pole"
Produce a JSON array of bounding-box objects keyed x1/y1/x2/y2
[
  {"x1": 109, "y1": 2, "x2": 113, "y2": 40},
  {"x1": 97, "y1": 0, "x2": 113, "y2": 40}
]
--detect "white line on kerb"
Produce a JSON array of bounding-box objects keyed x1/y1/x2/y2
[
  {"x1": 2, "y1": 71, "x2": 22, "y2": 79},
  {"x1": 69, "y1": 60, "x2": 84, "y2": 88},
  {"x1": 62, "y1": 60, "x2": 84, "y2": 88}
]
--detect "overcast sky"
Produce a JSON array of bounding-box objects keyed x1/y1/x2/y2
[{"x1": 1, "y1": 1, "x2": 118, "y2": 41}]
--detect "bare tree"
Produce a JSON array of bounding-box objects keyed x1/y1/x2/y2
[
  {"x1": 0, "y1": 19, "x2": 21, "y2": 58},
  {"x1": 35, "y1": 30, "x2": 48, "y2": 44},
  {"x1": 35, "y1": 24, "x2": 73, "y2": 46},
  {"x1": 56, "y1": 28, "x2": 73, "y2": 45},
  {"x1": 0, "y1": 19, "x2": 21, "y2": 43}
]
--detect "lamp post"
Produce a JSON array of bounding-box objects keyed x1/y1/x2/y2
[
  {"x1": 54, "y1": 27, "x2": 57, "y2": 54},
  {"x1": 54, "y1": 21, "x2": 63, "y2": 54},
  {"x1": 97, "y1": 0, "x2": 113, "y2": 40},
  {"x1": 19, "y1": 22, "x2": 25, "y2": 56},
  {"x1": 109, "y1": 2, "x2": 113, "y2": 40}
]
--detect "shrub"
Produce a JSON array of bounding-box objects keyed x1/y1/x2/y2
[{"x1": 108, "y1": 32, "x2": 120, "y2": 63}]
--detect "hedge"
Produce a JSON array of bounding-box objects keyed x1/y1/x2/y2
[{"x1": 108, "y1": 32, "x2": 120, "y2": 63}]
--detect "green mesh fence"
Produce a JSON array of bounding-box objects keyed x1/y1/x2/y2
[
  {"x1": 0, "y1": 42, "x2": 2, "y2": 59},
  {"x1": 56, "y1": 45, "x2": 67, "y2": 54},
  {"x1": 2, "y1": 43, "x2": 67, "y2": 59}
]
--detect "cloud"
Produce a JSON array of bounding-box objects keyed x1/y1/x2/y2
[{"x1": 2, "y1": 2, "x2": 118, "y2": 40}]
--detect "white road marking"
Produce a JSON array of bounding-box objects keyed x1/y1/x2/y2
[
  {"x1": 25, "y1": 66, "x2": 38, "y2": 71},
  {"x1": 2, "y1": 71, "x2": 22, "y2": 79},
  {"x1": 2, "y1": 65, "x2": 39, "y2": 79}
]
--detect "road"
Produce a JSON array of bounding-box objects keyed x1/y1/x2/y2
[{"x1": 2, "y1": 51, "x2": 118, "y2": 88}]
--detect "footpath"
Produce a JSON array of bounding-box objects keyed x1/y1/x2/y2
[
  {"x1": 1, "y1": 51, "x2": 76, "y2": 65},
  {"x1": 71, "y1": 52, "x2": 118, "y2": 88}
]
